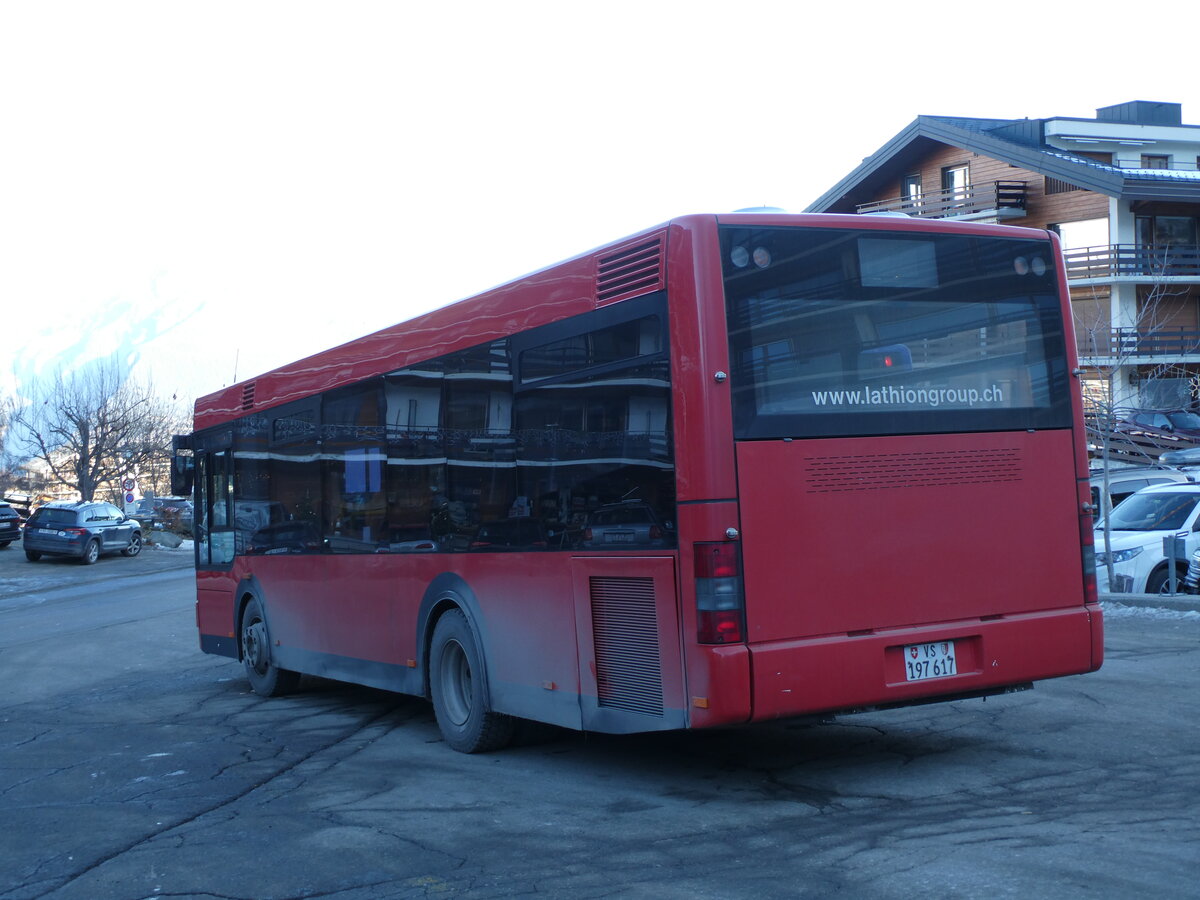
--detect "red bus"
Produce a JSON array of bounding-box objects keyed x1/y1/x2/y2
[{"x1": 178, "y1": 212, "x2": 1103, "y2": 752}]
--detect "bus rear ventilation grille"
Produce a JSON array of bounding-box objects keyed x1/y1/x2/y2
[
  {"x1": 241, "y1": 382, "x2": 257, "y2": 410},
  {"x1": 804, "y1": 448, "x2": 1023, "y2": 493},
  {"x1": 590, "y1": 576, "x2": 664, "y2": 717},
  {"x1": 596, "y1": 236, "x2": 665, "y2": 306}
]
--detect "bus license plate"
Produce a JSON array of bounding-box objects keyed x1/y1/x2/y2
[{"x1": 903, "y1": 641, "x2": 957, "y2": 682}]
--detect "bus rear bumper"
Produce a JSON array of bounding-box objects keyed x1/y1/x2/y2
[{"x1": 748, "y1": 605, "x2": 1101, "y2": 722}]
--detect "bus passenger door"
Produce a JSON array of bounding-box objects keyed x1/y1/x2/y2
[{"x1": 569, "y1": 556, "x2": 687, "y2": 733}]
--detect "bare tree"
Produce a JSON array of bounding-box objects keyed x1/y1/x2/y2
[
  {"x1": 10, "y1": 360, "x2": 185, "y2": 502},
  {"x1": 0, "y1": 394, "x2": 12, "y2": 481}
]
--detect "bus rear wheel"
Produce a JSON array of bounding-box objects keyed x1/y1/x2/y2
[
  {"x1": 429, "y1": 609, "x2": 514, "y2": 753},
  {"x1": 241, "y1": 597, "x2": 300, "y2": 696}
]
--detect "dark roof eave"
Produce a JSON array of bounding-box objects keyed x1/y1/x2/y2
[{"x1": 1119, "y1": 180, "x2": 1200, "y2": 202}]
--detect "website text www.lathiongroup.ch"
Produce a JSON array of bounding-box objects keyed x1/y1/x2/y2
[{"x1": 811, "y1": 384, "x2": 1007, "y2": 409}]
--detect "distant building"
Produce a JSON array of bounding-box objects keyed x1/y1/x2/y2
[{"x1": 808, "y1": 101, "x2": 1200, "y2": 411}]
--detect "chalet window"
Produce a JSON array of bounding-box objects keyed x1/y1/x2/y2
[
  {"x1": 1137, "y1": 216, "x2": 1198, "y2": 247},
  {"x1": 902, "y1": 174, "x2": 922, "y2": 209},
  {"x1": 1141, "y1": 154, "x2": 1170, "y2": 169},
  {"x1": 941, "y1": 164, "x2": 969, "y2": 204}
]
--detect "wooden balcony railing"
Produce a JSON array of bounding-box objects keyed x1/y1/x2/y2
[
  {"x1": 1063, "y1": 244, "x2": 1200, "y2": 279},
  {"x1": 855, "y1": 181, "x2": 1027, "y2": 219},
  {"x1": 1078, "y1": 327, "x2": 1200, "y2": 359}
]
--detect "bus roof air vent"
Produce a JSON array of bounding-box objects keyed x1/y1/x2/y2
[
  {"x1": 241, "y1": 382, "x2": 257, "y2": 411},
  {"x1": 596, "y1": 234, "x2": 665, "y2": 306}
]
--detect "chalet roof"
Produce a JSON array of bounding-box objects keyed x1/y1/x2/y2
[{"x1": 807, "y1": 111, "x2": 1200, "y2": 212}]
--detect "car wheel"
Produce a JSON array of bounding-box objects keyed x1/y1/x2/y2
[
  {"x1": 80, "y1": 539, "x2": 100, "y2": 565},
  {"x1": 1146, "y1": 565, "x2": 1186, "y2": 594},
  {"x1": 25, "y1": 550, "x2": 41, "y2": 562},
  {"x1": 240, "y1": 597, "x2": 301, "y2": 696},
  {"x1": 122, "y1": 533, "x2": 142, "y2": 557},
  {"x1": 429, "y1": 609, "x2": 515, "y2": 753}
]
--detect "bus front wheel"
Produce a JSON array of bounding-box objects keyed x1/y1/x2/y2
[
  {"x1": 241, "y1": 597, "x2": 300, "y2": 696},
  {"x1": 429, "y1": 609, "x2": 514, "y2": 753}
]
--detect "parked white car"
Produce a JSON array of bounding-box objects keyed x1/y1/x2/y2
[
  {"x1": 1094, "y1": 483, "x2": 1200, "y2": 593},
  {"x1": 1088, "y1": 465, "x2": 1190, "y2": 517}
]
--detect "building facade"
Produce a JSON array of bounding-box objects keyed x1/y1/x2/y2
[{"x1": 807, "y1": 101, "x2": 1200, "y2": 413}]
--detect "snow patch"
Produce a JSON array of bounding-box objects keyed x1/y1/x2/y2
[{"x1": 1100, "y1": 601, "x2": 1200, "y2": 621}]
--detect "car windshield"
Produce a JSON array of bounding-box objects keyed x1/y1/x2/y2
[{"x1": 1107, "y1": 492, "x2": 1200, "y2": 532}]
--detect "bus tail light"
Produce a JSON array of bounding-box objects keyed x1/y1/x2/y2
[
  {"x1": 1078, "y1": 480, "x2": 1097, "y2": 605},
  {"x1": 1080, "y1": 509, "x2": 1097, "y2": 605},
  {"x1": 695, "y1": 541, "x2": 745, "y2": 644}
]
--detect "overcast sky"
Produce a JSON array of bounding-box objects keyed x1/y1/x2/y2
[{"x1": 4, "y1": 0, "x2": 1199, "y2": 409}]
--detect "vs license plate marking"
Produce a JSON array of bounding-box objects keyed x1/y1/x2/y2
[{"x1": 903, "y1": 641, "x2": 957, "y2": 682}]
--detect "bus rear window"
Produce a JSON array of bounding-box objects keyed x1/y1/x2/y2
[{"x1": 721, "y1": 226, "x2": 1072, "y2": 439}]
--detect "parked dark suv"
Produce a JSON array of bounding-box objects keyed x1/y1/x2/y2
[
  {"x1": 23, "y1": 500, "x2": 143, "y2": 564},
  {"x1": 0, "y1": 502, "x2": 21, "y2": 547}
]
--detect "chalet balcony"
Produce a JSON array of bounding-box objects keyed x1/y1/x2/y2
[
  {"x1": 1063, "y1": 244, "x2": 1200, "y2": 280},
  {"x1": 1078, "y1": 327, "x2": 1200, "y2": 363},
  {"x1": 855, "y1": 181, "x2": 1027, "y2": 220}
]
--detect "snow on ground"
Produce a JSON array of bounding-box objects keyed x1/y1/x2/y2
[
  {"x1": 1100, "y1": 600, "x2": 1200, "y2": 621},
  {"x1": 146, "y1": 539, "x2": 194, "y2": 552}
]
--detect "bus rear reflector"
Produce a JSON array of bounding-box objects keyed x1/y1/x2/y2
[{"x1": 695, "y1": 541, "x2": 745, "y2": 644}]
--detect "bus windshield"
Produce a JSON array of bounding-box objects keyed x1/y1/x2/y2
[{"x1": 721, "y1": 226, "x2": 1073, "y2": 439}]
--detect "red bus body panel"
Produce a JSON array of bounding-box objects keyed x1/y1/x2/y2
[
  {"x1": 738, "y1": 430, "x2": 1082, "y2": 638},
  {"x1": 734, "y1": 430, "x2": 1098, "y2": 719}
]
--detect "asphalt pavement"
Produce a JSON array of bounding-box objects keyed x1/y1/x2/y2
[{"x1": 0, "y1": 537, "x2": 194, "y2": 603}]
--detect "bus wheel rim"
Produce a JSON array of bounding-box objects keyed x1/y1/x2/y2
[
  {"x1": 440, "y1": 639, "x2": 472, "y2": 727},
  {"x1": 244, "y1": 620, "x2": 268, "y2": 675}
]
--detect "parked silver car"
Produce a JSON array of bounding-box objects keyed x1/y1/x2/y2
[
  {"x1": 23, "y1": 500, "x2": 143, "y2": 564},
  {"x1": 579, "y1": 501, "x2": 673, "y2": 549}
]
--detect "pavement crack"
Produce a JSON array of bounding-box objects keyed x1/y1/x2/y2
[{"x1": 23, "y1": 702, "x2": 403, "y2": 899}]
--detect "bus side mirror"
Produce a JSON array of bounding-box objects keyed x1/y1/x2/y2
[
  {"x1": 171, "y1": 455, "x2": 194, "y2": 496},
  {"x1": 171, "y1": 434, "x2": 195, "y2": 496}
]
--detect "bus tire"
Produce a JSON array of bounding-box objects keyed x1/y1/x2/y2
[
  {"x1": 240, "y1": 597, "x2": 301, "y2": 696},
  {"x1": 429, "y1": 609, "x2": 515, "y2": 753}
]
